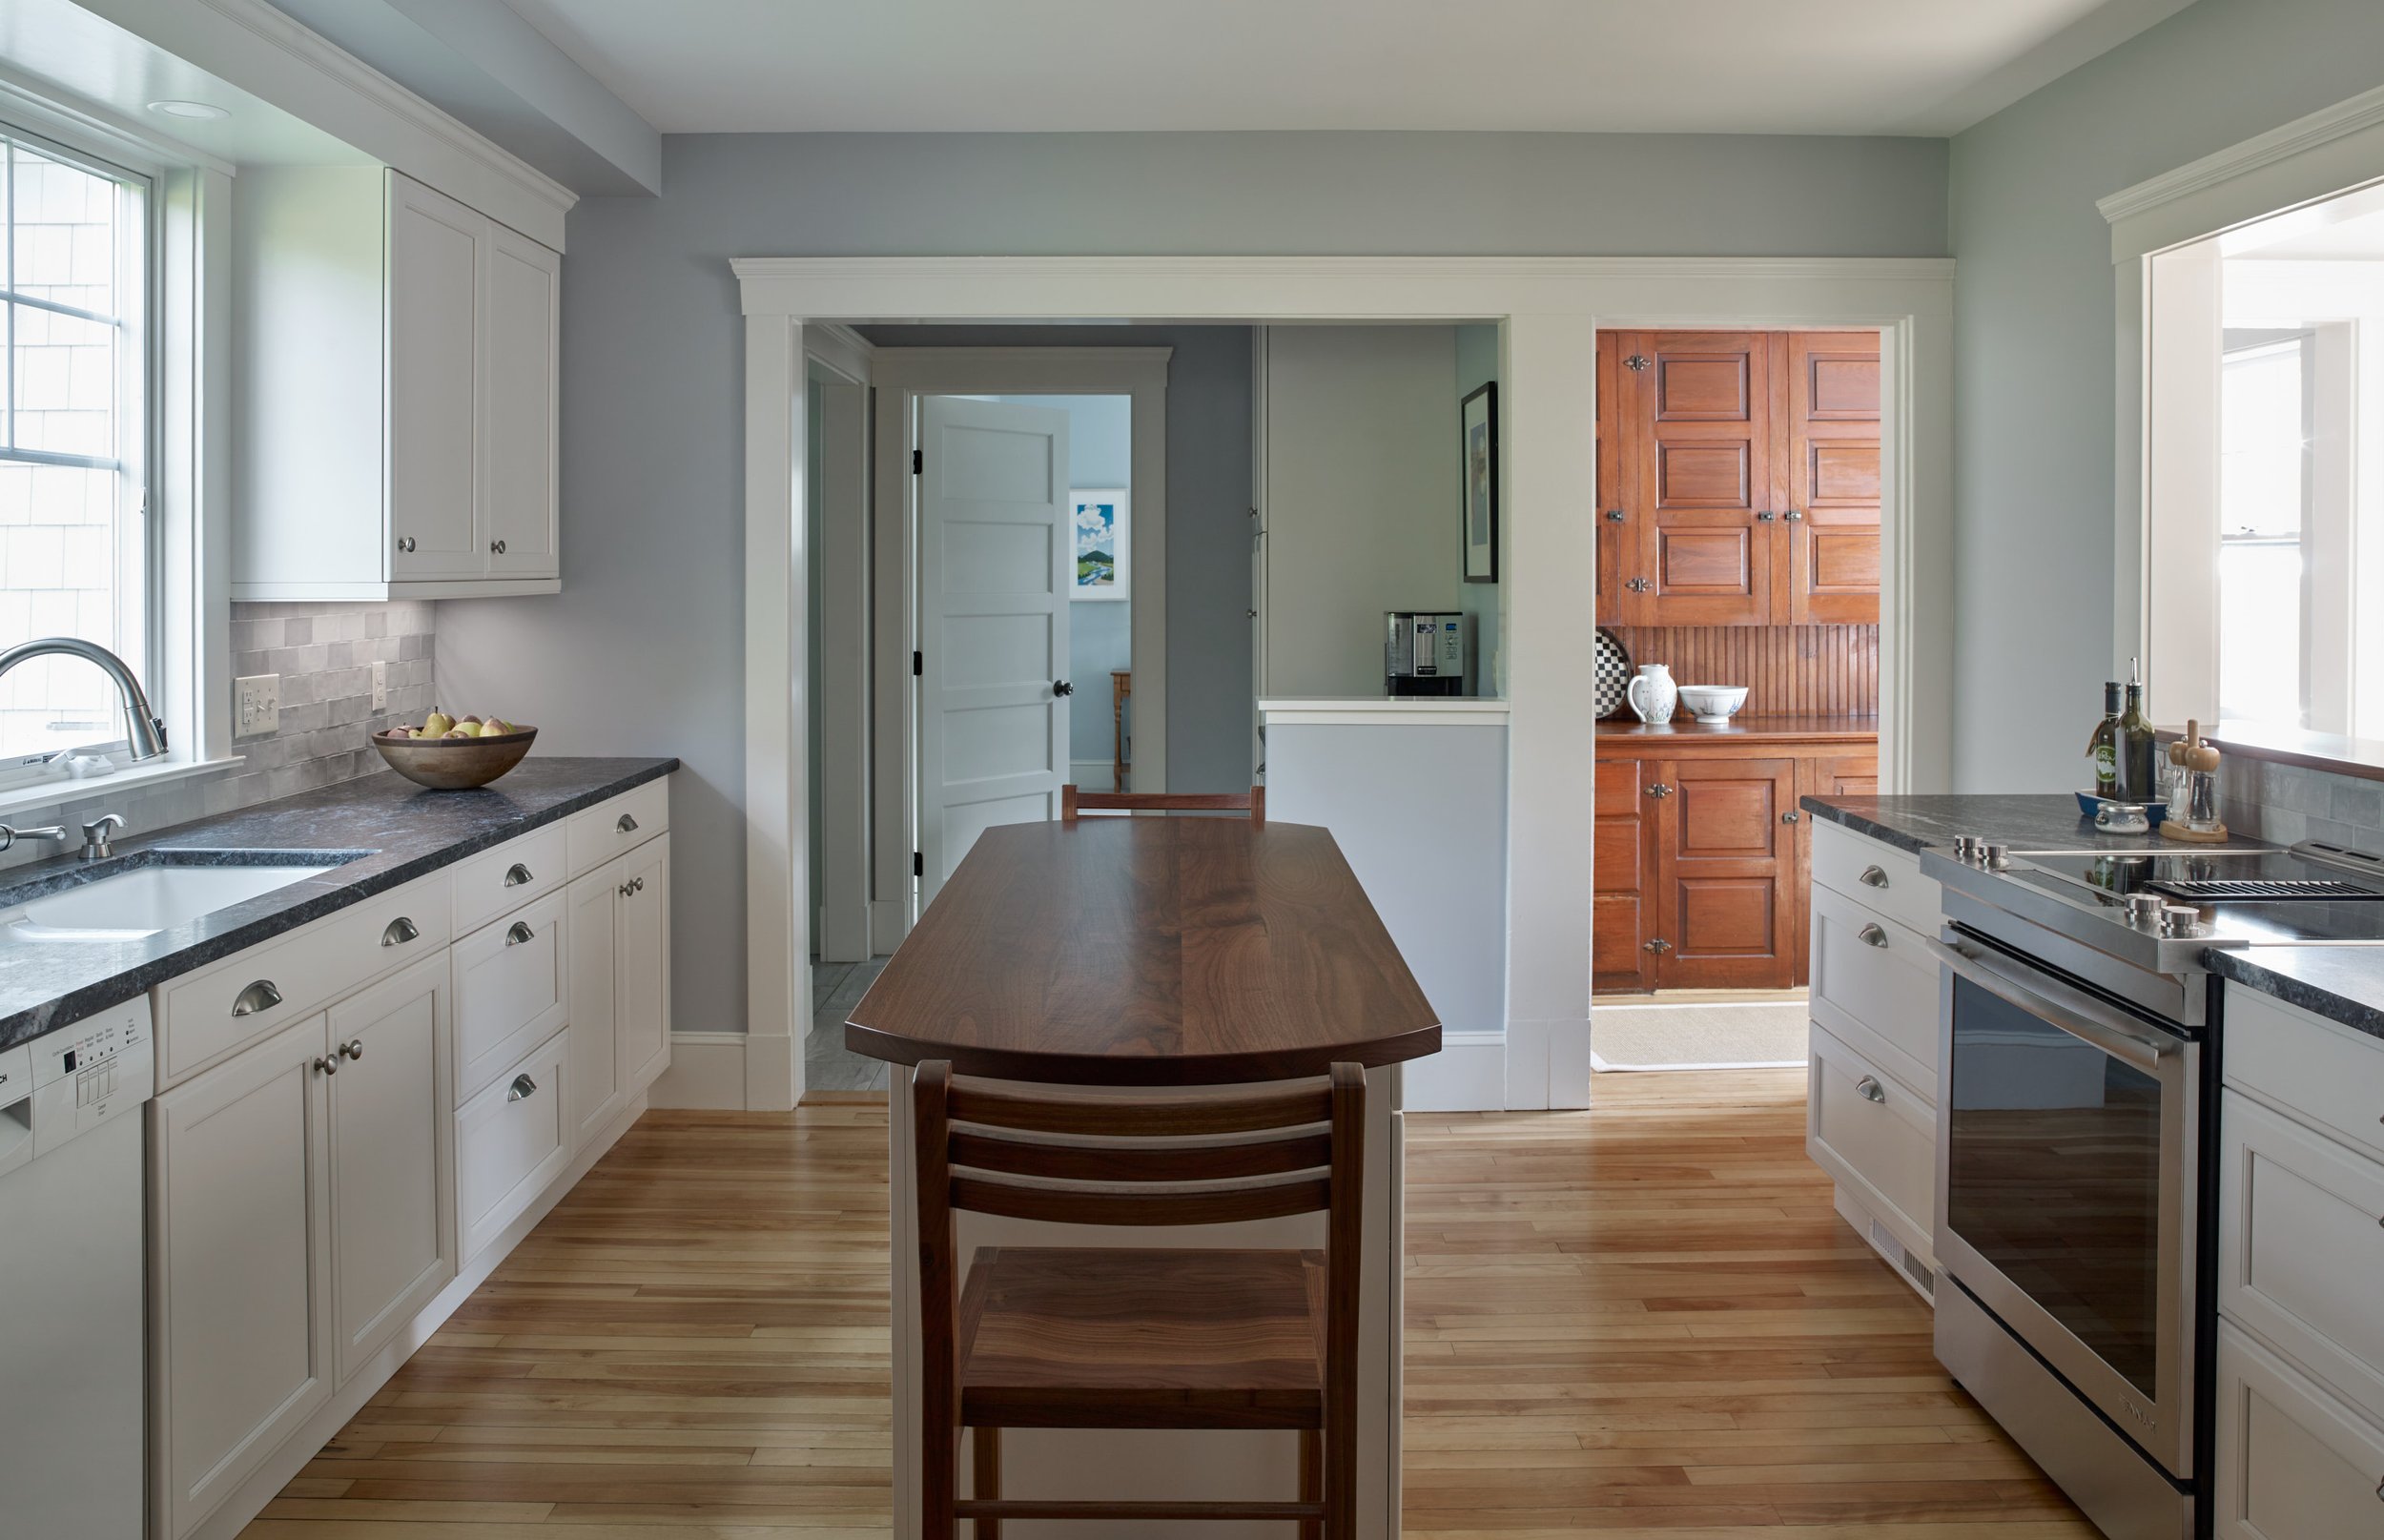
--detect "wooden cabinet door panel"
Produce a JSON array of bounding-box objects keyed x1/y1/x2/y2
[
  {"x1": 1782, "y1": 332, "x2": 1881, "y2": 625},
  {"x1": 1594, "y1": 333, "x2": 1628, "y2": 625},
  {"x1": 1593, "y1": 893, "x2": 1654, "y2": 994},
  {"x1": 1656, "y1": 755, "x2": 1798, "y2": 988},
  {"x1": 1593, "y1": 753, "x2": 1656, "y2": 993},
  {"x1": 1632, "y1": 332, "x2": 1773, "y2": 626}
]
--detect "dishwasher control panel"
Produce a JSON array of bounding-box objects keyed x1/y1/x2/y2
[{"x1": 30, "y1": 998, "x2": 153, "y2": 1157}]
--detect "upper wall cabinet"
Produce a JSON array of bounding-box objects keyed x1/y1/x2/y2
[
  {"x1": 1596, "y1": 330, "x2": 1880, "y2": 627},
  {"x1": 235, "y1": 169, "x2": 561, "y2": 601}
]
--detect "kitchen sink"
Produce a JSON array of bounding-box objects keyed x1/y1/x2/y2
[{"x1": 0, "y1": 851, "x2": 364, "y2": 941}]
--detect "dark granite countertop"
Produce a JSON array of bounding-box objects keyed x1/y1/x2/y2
[
  {"x1": 2204, "y1": 949, "x2": 2384, "y2": 1042},
  {"x1": 1800, "y1": 793, "x2": 2272, "y2": 858},
  {"x1": 0, "y1": 758, "x2": 676, "y2": 1053}
]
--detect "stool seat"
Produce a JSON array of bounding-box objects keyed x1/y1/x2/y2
[{"x1": 959, "y1": 1246, "x2": 1326, "y2": 1430}]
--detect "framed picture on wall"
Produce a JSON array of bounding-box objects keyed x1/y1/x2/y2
[
  {"x1": 1461, "y1": 381, "x2": 1498, "y2": 583},
  {"x1": 1071, "y1": 488, "x2": 1130, "y2": 600}
]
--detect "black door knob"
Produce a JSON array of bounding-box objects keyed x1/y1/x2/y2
[{"x1": 1053, "y1": 680, "x2": 1075, "y2": 697}]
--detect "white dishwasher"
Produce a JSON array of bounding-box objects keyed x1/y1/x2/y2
[{"x1": 0, "y1": 998, "x2": 154, "y2": 1539}]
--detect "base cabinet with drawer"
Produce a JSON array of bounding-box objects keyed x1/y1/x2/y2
[
  {"x1": 2212, "y1": 984, "x2": 2384, "y2": 1538},
  {"x1": 147, "y1": 776, "x2": 673, "y2": 1540}
]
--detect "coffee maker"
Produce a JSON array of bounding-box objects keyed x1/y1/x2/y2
[{"x1": 1385, "y1": 611, "x2": 1470, "y2": 697}]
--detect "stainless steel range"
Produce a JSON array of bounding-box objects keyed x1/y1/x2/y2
[{"x1": 1919, "y1": 837, "x2": 2384, "y2": 1540}]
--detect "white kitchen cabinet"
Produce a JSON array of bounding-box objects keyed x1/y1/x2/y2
[
  {"x1": 616, "y1": 833, "x2": 672, "y2": 1096},
  {"x1": 1807, "y1": 1022, "x2": 1937, "y2": 1284},
  {"x1": 452, "y1": 889, "x2": 570, "y2": 1103},
  {"x1": 565, "y1": 861, "x2": 627, "y2": 1147},
  {"x1": 152, "y1": 1015, "x2": 336, "y2": 1540},
  {"x1": 2214, "y1": 1322, "x2": 2384, "y2": 1540},
  {"x1": 457, "y1": 1027, "x2": 572, "y2": 1263},
  {"x1": 234, "y1": 166, "x2": 561, "y2": 601},
  {"x1": 327, "y1": 955, "x2": 455, "y2": 1386}
]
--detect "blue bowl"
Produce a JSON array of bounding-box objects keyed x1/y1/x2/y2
[{"x1": 2076, "y1": 790, "x2": 2168, "y2": 827}]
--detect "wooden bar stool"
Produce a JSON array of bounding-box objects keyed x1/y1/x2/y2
[
  {"x1": 913, "y1": 1060, "x2": 1363, "y2": 1536},
  {"x1": 1059, "y1": 784, "x2": 1264, "y2": 821}
]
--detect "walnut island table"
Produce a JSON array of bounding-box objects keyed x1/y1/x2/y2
[{"x1": 848, "y1": 815, "x2": 1442, "y2": 1540}]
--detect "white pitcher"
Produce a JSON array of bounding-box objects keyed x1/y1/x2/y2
[{"x1": 1626, "y1": 663, "x2": 1678, "y2": 725}]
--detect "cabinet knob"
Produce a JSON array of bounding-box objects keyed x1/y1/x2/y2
[
  {"x1": 1857, "y1": 1075, "x2": 1884, "y2": 1103},
  {"x1": 1626, "y1": 577, "x2": 1653, "y2": 593},
  {"x1": 1781, "y1": 810, "x2": 1801, "y2": 824},
  {"x1": 314, "y1": 1055, "x2": 339, "y2": 1078},
  {"x1": 395, "y1": 536, "x2": 417, "y2": 553},
  {"x1": 381, "y1": 915, "x2": 420, "y2": 948},
  {"x1": 507, "y1": 1073, "x2": 539, "y2": 1102},
  {"x1": 1645, "y1": 783, "x2": 1674, "y2": 799},
  {"x1": 489, "y1": 539, "x2": 508, "y2": 555},
  {"x1": 1642, "y1": 937, "x2": 1672, "y2": 955},
  {"x1": 1783, "y1": 509, "x2": 1805, "y2": 522},
  {"x1": 1603, "y1": 509, "x2": 1625, "y2": 523},
  {"x1": 619, "y1": 880, "x2": 633, "y2": 898},
  {"x1": 1858, "y1": 864, "x2": 1890, "y2": 889},
  {"x1": 1756, "y1": 510, "x2": 1776, "y2": 522},
  {"x1": 506, "y1": 920, "x2": 537, "y2": 946},
  {"x1": 616, "y1": 812, "x2": 639, "y2": 833},
  {"x1": 504, "y1": 862, "x2": 533, "y2": 887},
  {"x1": 338, "y1": 1037, "x2": 365, "y2": 1061},
  {"x1": 232, "y1": 979, "x2": 283, "y2": 1017},
  {"x1": 1858, "y1": 923, "x2": 1888, "y2": 949}
]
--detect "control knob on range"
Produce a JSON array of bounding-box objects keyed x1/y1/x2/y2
[{"x1": 2125, "y1": 892, "x2": 2166, "y2": 931}]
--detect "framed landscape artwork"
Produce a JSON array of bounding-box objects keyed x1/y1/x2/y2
[
  {"x1": 1461, "y1": 381, "x2": 1498, "y2": 583},
  {"x1": 1071, "y1": 487, "x2": 1130, "y2": 600}
]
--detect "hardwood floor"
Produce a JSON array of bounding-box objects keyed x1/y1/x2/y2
[{"x1": 240, "y1": 1071, "x2": 2095, "y2": 1537}]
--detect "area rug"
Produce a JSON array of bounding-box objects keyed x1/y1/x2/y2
[{"x1": 1590, "y1": 1000, "x2": 1810, "y2": 1071}]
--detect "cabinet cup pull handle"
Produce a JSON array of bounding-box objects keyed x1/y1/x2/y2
[
  {"x1": 1859, "y1": 864, "x2": 1891, "y2": 889},
  {"x1": 616, "y1": 812, "x2": 639, "y2": 833},
  {"x1": 1858, "y1": 923, "x2": 1888, "y2": 949},
  {"x1": 507, "y1": 1074, "x2": 538, "y2": 1102},
  {"x1": 232, "y1": 979, "x2": 283, "y2": 1017},
  {"x1": 506, "y1": 920, "x2": 536, "y2": 946},
  {"x1": 314, "y1": 1055, "x2": 339, "y2": 1077},
  {"x1": 381, "y1": 915, "x2": 420, "y2": 948},
  {"x1": 1856, "y1": 1075, "x2": 1885, "y2": 1104},
  {"x1": 504, "y1": 863, "x2": 533, "y2": 887},
  {"x1": 338, "y1": 1037, "x2": 365, "y2": 1061}
]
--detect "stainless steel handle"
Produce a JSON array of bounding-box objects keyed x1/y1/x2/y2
[
  {"x1": 1858, "y1": 923, "x2": 1887, "y2": 949},
  {"x1": 1856, "y1": 1075, "x2": 1885, "y2": 1103},
  {"x1": 616, "y1": 812, "x2": 639, "y2": 833},
  {"x1": 504, "y1": 862, "x2": 533, "y2": 887},
  {"x1": 1858, "y1": 864, "x2": 1890, "y2": 889},
  {"x1": 314, "y1": 1055, "x2": 338, "y2": 1077},
  {"x1": 232, "y1": 979, "x2": 283, "y2": 1017},
  {"x1": 338, "y1": 1037, "x2": 364, "y2": 1061},
  {"x1": 1927, "y1": 935, "x2": 2175, "y2": 1073},
  {"x1": 380, "y1": 915, "x2": 420, "y2": 948},
  {"x1": 396, "y1": 535, "x2": 416, "y2": 553},
  {"x1": 507, "y1": 1073, "x2": 538, "y2": 1102},
  {"x1": 506, "y1": 920, "x2": 536, "y2": 946}
]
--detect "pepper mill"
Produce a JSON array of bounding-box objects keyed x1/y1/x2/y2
[{"x1": 2160, "y1": 721, "x2": 2229, "y2": 843}]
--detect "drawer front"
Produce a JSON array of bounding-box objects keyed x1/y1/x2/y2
[
  {"x1": 1808, "y1": 1022, "x2": 1935, "y2": 1267},
  {"x1": 455, "y1": 1027, "x2": 570, "y2": 1263},
  {"x1": 566, "y1": 777, "x2": 670, "y2": 878},
  {"x1": 157, "y1": 874, "x2": 452, "y2": 1088},
  {"x1": 450, "y1": 822, "x2": 569, "y2": 937},
  {"x1": 451, "y1": 891, "x2": 569, "y2": 1103},
  {"x1": 2221, "y1": 1091, "x2": 2384, "y2": 1426},
  {"x1": 2214, "y1": 1321, "x2": 2384, "y2": 1540},
  {"x1": 1809, "y1": 883, "x2": 1939, "y2": 1091},
  {"x1": 1809, "y1": 819, "x2": 1939, "y2": 939},
  {"x1": 1593, "y1": 759, "x2": 1645, "y2": 817},
  {"x1": 2227, "y1": 985, "x2": 2384, "y2": 1166}
]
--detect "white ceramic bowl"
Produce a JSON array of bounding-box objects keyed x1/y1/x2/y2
[{"x1": 1676, "y1": 685, "x2": 1749, "y2": 724}]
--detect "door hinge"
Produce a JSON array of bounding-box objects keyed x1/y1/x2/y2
[
  {"x1": 913, "y1": 851, "x2": 924, "y2": 878},
  {"x1": 912, "y1": 448, "x2": 923, "y2": 475},
  {"x1": 912, "y1": 650, "x2": 923, "y2": 677}
]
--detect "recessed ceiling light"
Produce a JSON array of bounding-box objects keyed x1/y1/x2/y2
[{"x1": 146, "y1": 100, "x2": 228, "y2": 121}]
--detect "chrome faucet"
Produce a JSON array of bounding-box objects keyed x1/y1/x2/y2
[{"x1": 0, "y1": 638, "x2": 168, "y2": 762}]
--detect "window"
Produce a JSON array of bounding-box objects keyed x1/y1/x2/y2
[
  {"x1": 0, "y1": 128, "x2": 149, "y2": 770},
  {"x1": 2217, "y1": 337, "x2": 2311, "y2": 724}
]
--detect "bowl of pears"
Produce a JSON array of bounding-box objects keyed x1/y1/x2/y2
[{"x1": 371, "y1": 710, "x2": 537, "y2": 791}]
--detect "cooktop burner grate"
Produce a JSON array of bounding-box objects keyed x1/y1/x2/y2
[{"x1": 2148, "y1": 878, "x2": 2384, "y2": 902}]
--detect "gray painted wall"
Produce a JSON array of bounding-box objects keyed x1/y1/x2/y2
[
  {"x1": 1455, "y1": 324, "x2": 1503, "y2": 695},
  {"x1": 1947, "y1": 0, "x2": 2384, "y2": 791},
  {"x1": 437, "y1": 131, "x2": 1948, "y2": 1037}
]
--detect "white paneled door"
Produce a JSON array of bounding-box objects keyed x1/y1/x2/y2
[{"x1": 915, "y1": 397, "x2": 1072, "y2": 909}]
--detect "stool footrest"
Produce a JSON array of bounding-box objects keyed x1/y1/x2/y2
[{"x1": 955, "y1": 1498, "x2": 1326, "y2": 1521}]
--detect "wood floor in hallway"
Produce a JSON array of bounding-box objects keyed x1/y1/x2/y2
[{"x1": 238, "y1": 1071, "x2": 2097, "y2": 1538}]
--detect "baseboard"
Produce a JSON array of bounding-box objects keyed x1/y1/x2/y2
[
  {"x1": 1503, "y1": 1017, "x2": 1593, "y2": 1110},
  {"x1": 648, "y1": 1031, "x2": 750, "y2": 1110},
  {"x1": 191, "y1": 1092, "x2": 651, "y2": 1540},
  {"x1": 1404, "y1": 1031, "x2": 1508, "y2": 1112}
]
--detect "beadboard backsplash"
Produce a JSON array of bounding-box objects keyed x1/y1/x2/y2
[
  {"x1": 1606, "y1": 625, "x2": 1880, "y2": 717},
  {"x1": 0, "y1": 601, "x2": 435, "y2": 873}
]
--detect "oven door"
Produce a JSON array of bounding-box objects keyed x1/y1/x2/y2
[{"x1": 1931, "y1": 927, "x2": 2199, "y2": 1480}]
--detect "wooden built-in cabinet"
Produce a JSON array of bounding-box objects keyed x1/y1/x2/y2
[
  {"x1": 1593, "y1": 719, "x2": 1876, "y2": 993},
  {"x1": 1596, "y1": 330, "x2": 1881, "y2": 627}
]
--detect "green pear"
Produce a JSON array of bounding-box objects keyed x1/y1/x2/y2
[{"x1": 423, "y1": 711, "x2": 454, "y2": 737}]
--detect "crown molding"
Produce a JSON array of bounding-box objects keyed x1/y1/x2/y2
[
  {"x1": 733, "y1": 255, "x2": 1957, "y2": 285},
  {"x1": 2099, "y1": 79, "x2": 2384, "y2": 228}
]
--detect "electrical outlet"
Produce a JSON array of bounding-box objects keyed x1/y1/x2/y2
[
  {"x1": 236, "y1": 674, "x2": 280, "y2": 738},
  {"x1": 371, "y1": 661, "x2": 387, "y2": 711}
]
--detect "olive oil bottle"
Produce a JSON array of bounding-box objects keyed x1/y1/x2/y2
[
  {"x1": 2086, "y1": 682, "x2": 2122, "y2": 796},
  {"x1": 2116, "y1": 659, "x2": 2158, "y2": 802}
]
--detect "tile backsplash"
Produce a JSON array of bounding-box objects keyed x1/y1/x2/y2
[
  {"x1": 0, "y1": 601, "x2": 434, "y2": 873},
  {"x1": 2218, "y1": 754, "x2": 2384, "y2": 852}
]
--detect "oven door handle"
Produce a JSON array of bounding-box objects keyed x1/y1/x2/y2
[{"x1": 1928, "y1": 935, "x2": 2176, "y2": 1073}]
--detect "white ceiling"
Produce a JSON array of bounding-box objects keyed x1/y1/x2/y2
[{"x1": 497, "y1": 0, "x2": 2193, "y2": 137}]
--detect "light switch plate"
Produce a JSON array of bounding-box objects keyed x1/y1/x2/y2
[
  {"x1": 236, "y1": 674, "x2": 279, "y2": 737},
  {"x1": 371, "y1": 661, "x2": 387, "y2": 711}
]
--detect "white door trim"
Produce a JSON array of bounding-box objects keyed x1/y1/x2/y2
[
  {"x1": 738, "y1": 257, "x2": 1953, "y2": 1109},
  {"x1": 808, "y1": 327, "x2": 874, "y2": 962},
  {"x1": 867, "y1": 345, "x2": 1170, "y2": 941}
]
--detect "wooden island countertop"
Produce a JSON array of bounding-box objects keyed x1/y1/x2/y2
[{"x1": 846, "y1": 815, "x2": 1442, "y2": 1085}]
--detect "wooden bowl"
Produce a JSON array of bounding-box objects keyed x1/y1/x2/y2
[{"x1": 371, "y1": 726, "x2": 537, "y2": 791}]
